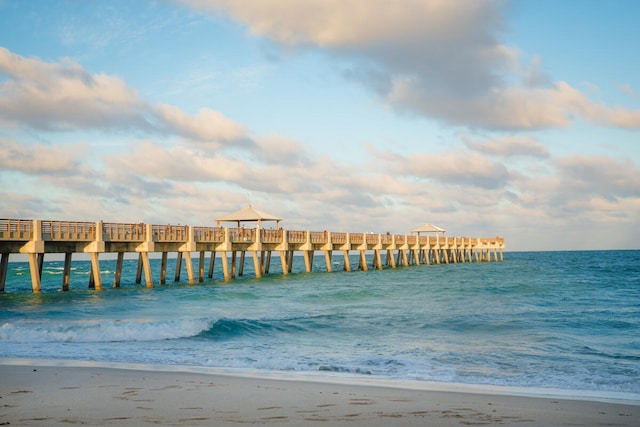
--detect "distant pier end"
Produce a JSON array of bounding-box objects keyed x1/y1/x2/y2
[{"x1": 0, "y1": 218, "x2": 505, "y2": 293}]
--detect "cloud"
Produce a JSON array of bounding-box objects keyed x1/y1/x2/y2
[
  {"x1": 0, "y1": 47, "x2": 248, "y2": 142},
  {"x1": 463, "y1": 135, "x2": 549, "y2": 158},
  {"x1": 389, "y1": 150, "x2": 511, "y2": 189},
  {"x1": 181, "y1": 0, "x2": 640, "y2": 130},
  {"x1": 253, "y1": 135, "x2": 312, "y2": 166},
  {"x1": 619, "y1": 83, "x2": 638, "y2": 98},
  {"x1": 180, "y1": 0, "x2": 503, "y2": 48},
  {"x1": 0, "y1": 47, "x2": 150, "y2": 131},
  {"x1": 0, "y1": 138, "x2": 86, "y2": 175},
  {"x1": 553, "y1": 155, "x2": 640, "y2": 201},
  {"x1": 103, "y1": 141, "x2": 251, "y2": 183},
  {"x1": 154, "y1": 104, "x2": 248, "y2": 143}
]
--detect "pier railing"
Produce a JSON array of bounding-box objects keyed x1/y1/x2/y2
[
  {"x1": 310, "y1": 231, "x2": 327, "y2": 244},
  {"x1": 287, "y1": 230, "x2": 306, "y2": 244},
  {"x1": 331, "y1": 232, "x2": 346, "y2": 244},
  {"x1": 0, "y1": 219, "x2": 34, "y2": 240},
  {"x1": 153, "y1": 224, "x2": 189, "y2": 242},
  {"x1": 0, "y1": 218, "x2": 505, "y2": 249},
  {"x1": 42, "y1": 220, "x2": 96, "y2": 241},
  {"x1": 261, "y1": 229, "x2": 283, "y2": 243},
  {"x1": 193, "y1": 226, "x2": 225, "y2": 243},
  {"x1": 103, "y1": 223, "x2": 146, "y2": 242}
]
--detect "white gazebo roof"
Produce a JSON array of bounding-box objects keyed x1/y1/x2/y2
[
  {"x1": 411, "y1": 223, "x2": 446, "y2": 235},
  {"x1": 216, "y1": 205, "x2": 282, "y2": 228}
]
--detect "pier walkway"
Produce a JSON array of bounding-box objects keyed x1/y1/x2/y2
[{"x1": 0, "y1": 219, "x2": 504, "y2": 293}]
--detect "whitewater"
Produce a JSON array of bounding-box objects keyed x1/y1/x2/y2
[{"x1": 1, "y1": 250, "x2": 639, "y2": 401}]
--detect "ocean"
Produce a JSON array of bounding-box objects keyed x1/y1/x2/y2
[{"x1": 1, "y1": 250, "x2": 639, "y2": 401}]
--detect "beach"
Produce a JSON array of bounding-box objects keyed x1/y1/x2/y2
[{"x1": 1, "y1": 361, "x2": 638, "y2": 426}]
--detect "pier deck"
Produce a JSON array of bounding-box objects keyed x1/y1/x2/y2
[{"x1": 0, "y1": 219, "x2": 504, "y2": 292}]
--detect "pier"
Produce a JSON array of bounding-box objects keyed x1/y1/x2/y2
[{"x1": 0, "y1": 218, "x2": 504, "y2": 293}]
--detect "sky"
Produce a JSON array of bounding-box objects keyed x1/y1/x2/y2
[{"x1": 1, "y1": 0, "x2": 639, "y2": 251}]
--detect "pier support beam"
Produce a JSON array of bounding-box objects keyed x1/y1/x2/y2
[
  {"x1": 264, "y1": 251, "x2": 271, "y2": 274},
  {"x1": 208, "y1": 251, "x2": 215, "y2": 278},
  {"x1": 140, "y1": 252, "x2": 153, "y2": 288},
  {"x1": 27, "y1": 253, "x2": 42, "y2": 293},
  {"x1": 287, "y1": 250, "x2": 294, "y2": 273},
  {"x1": 136, "y1": 253, "x2": 143, "y2": 284},
  {"x1": 374, "y1": 249, "x2": 383, "y2": 270},
  {"x1": 303, "y1": 250, "x2": 313, "y2": 273},
  {"x1": 239, "y1": 251, "x2": 246, "y2": 276},
  {"x1": 343, "y1": 251, "x2": 351, "y2": 272},
  {"x1": 358, "y1": 250, "x2": 368, "y2": 271},
  {"x1": 160, "y1": 252, "x2": 168, "y2": 285},
  {"x1": 184, "y1": 252, "x2": 195, "y2": 284},
  {"x1": 37, "y1": 253, "x2": 44, "y2": 282},
  {"x1": 198, "y1": 251, "x2": 205, "y2": 283},
  {"x1": 114, "y1": 252, "x2": 124, "y2": 288},
  {"x1": 221, "y1": 251, "x2": 230, "y2": 282},
  {"x1": 174, "y1": 252, "x2": 183, "y2": 281},
  {"x1": 62, "y1": 252, "x2": 72, "y2": 291},
  {"x1": 401, "y1": 249, "x2": 408, "y2": 267},
  {"x1": 252, "y1": 251, "x2": 261, "y2": 278},
  {"x1": 0, "y1": 252, "x2": 8, "y2": 292},
  {"x1": 324, "y1": 250, "x2": 332, "y2": 273},
  {"x1": 90, "y1": 252, "x2": 102, "y2": 290},
  {"x1": 231, "y1": 251, "x2": 237, "y2": 278},
  {"x1": 279, "y1": 251, "x2": 288, "y2": 276}
]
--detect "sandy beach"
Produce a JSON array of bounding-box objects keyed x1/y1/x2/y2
[{"x1": 1, "y1": 361, "x2": 638, "y2": 426}]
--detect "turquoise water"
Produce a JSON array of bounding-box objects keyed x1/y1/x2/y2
[{"x1": 1, "y1": 250, "x2": 639, "y2": 399}]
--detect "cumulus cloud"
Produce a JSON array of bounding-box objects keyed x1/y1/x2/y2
[
  {"x1": 180, "y1": 0, "x2": 503, "y2": 49},
  {"x1": 181, "y1": 0, "x2": 640, "y2": 130},
  {"x1": 390, "y1": 150, "x2": 511, "y2": 189},
  {"x1": 0, "y1": 138, "x2": 86, "y2": 175},
  {"x1": 0, "y1": 47, "x2": 149, "y2": 131},
  {"x1": 153, "y1": 104, "x2": 248, "y2": 144},
  {"x1": 0, "y1": 47, "x2": 248, "y2": 142},
  {"x1": 553, "y1": 155, "x2": 640, "y2": 201},
  {"x1": 253, "y1": 135, "x2": 313, "y2": 166},
  {"x1": 103, "y1": 141, "x2": 251, "y2": 183},
  {"x1": 619, "y1": 83, "x2": 638, "y2": 98},
  {"x1": 463, "y1": 135, "x2": 549, "y2": 158}
]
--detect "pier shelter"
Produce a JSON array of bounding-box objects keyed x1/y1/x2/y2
[
  {"x1": 0, "y1": 217, "x2": 505, "y2": 293},
  {"x1": 215, "y1": 205, "x2": 282, "y2": 280},
  {"x1": 215, "y1": 204, "x2": 282, "y2": 229}
]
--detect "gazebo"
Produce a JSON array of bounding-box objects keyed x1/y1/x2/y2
[
  {"x1": 216, "y1": 204, "x2": 282, "y2": 229},
  {"x1": 411, "y1": 223, "x2": 446, "y2": 237}
]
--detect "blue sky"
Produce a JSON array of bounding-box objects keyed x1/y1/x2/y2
[{"x1": 1, "y1": 0, "x2": 639, "y2": 251}]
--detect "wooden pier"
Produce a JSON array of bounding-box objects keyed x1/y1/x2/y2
[{"x1": 0, "y1": 218, "x2": 505, "y2": 293}]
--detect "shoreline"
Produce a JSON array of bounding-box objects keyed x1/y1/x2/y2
[
  {"x1": 2, "y1": 359, "x2": 639, "y2": 426},
  {"x1": 2, "y1": 357, "x2": 640, "y2": 405}
]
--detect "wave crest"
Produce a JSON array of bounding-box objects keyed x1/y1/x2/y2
[{"x1": 0, "y1": 318, "x2": 215, "y2": 343}]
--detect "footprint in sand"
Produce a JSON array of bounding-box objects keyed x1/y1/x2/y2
[{"x1": 349, "y1": 398, "x2": 375, "y2": 406}]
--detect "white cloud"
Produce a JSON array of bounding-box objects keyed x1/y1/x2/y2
[
  {"x1": 181, "y1": 0, "x2": 640, "y2": 130},
  {"x1": 0, "y1": 47, "x2": 248, "y2": 142},
  {"x1": 463, "y1": 135, "x2": 549, "y2": 158},
  {"x1": 0, "y1": 47, "x2": 149, "y2": 131},
  {"x1": 388, "y1": 150, "x2": 511, "y2": 189},
  {"x1": 0, "y1": 138, "x2": 86, "y2": 175},
  {"x1": 553, "y1": 155, "x2": 640, "y2": 200},
  {"x1": 619, "y1": 83, "x2": 638, "y2": 98},
  {"x1": 154, "y1": 104, "x2": 248, "y2": 143},
  {"x1": 181, "y1": 0, "x2": 502, "y2": 48}
]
